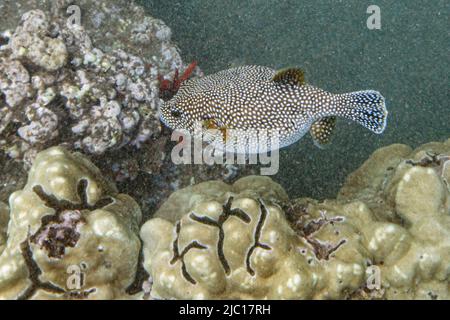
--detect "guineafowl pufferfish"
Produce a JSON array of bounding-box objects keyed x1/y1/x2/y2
[{"x1": 160, "y1": 65, "x2": 388, "y2": 154}]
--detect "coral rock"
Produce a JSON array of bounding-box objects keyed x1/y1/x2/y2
[
  {"x1": 142, "y1": 139, "x2": 449, "y2": 300},
  {"x1": 0, "y1": 5, "x2": 184, "y2": 163},
  {"x1": 141, "y1": 176, "x2": 314, "y2": 299},
  {"x1": 0, "y1": 57, "x2": 32, "y2": 108},
  {"x1": 10, "y1": 10, "x2": 68, "y2": 71},
  {"x1": 0, "y1": 146, "x2": 142, "y2": 299}
]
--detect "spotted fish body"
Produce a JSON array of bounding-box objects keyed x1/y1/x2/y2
[{"x1": 160, "y1": 65, "x2": 387, "y2": 153}]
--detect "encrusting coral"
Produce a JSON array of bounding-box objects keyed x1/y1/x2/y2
[
  {"x1": 336, "y1": 138, "x2": 450, "y2": 299},
  {"x1": 0, "y1": 136, "x2": 447, "y2": 299},
  {"x1": 141, "y1": 139, "x2": 449, "y2": 300},
  {"x1": 141, "y1": 176, "x2": 305, "y2": 299},
  {"x1": 0, "y1": 146, "x2": 142, "y2": 299},
  {"x1": 0, "y1": 6, "x2": 191, "y2": 164}
]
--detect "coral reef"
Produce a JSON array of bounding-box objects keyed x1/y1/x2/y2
[
  {"x1": 9, "y1": 9, "x2": 67, "y2": 71},
  {"x1": 336, "y1": 138, "x2": 450, "y2": 299},
  {"x1": 0, "y1": 0, "x2": 184, "y2": 69},
  {"x1": 0, "y1": 146, "x2": 141, "y2": 299},
  {"x1": 159, "y1": 61, "x2": 198, "y2": 101},
  {"x1": 0, "y1": 139, "x2": 447, "y2": 300},
  {"x1": 0, "y1": 2, "x2": 252, "y2": 222},
  {"x1": 141, "y1": 177, "x2": 318, "y2": 299},
  {"x1": 141, "y1": 139, "x2": 449, "y2": 300},
  {"x1": 0, "y1": 8, "x2": 171, "y2": 162},
  {"x1": 0, "y1": 0, "x2": 447, "y2": 301}
]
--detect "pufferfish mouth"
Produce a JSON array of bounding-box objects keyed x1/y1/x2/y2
[
  {"x1": 157, "y1": 106, "x2": 173, "y2": 129},
  {"x1": 159, "y1": 112, "x2": 171, "y2": 128}
]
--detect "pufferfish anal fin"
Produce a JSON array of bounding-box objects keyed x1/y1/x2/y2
[
  {"x1": 310, "y1": 116, "x2": 336, "y2": 149},
  {"x1": 272, "y1": 68, "x2": 306, "y2": 86}
]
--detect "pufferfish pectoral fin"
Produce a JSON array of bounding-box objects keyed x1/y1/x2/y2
[
  {"x1": 203, "y1": 118, "x2": 228, "y2": 143},
  {"x1": 310, "y1": 116, "x2": 336, "y2": 149},
  {"x1": 272, "y1": 68, "x2": 306, "y2": 86}
]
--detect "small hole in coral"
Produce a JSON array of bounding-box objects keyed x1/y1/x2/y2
[{"x1": 0, "y1": 35, "x2": 7, "y2": 46}]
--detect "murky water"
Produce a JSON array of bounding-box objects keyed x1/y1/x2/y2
[
  {"x1": 139, "y1": 0, "x2": 449, "y2": 198},
  {"x1": 0, "y1": 0, "x2": 448, "y2": 301}
]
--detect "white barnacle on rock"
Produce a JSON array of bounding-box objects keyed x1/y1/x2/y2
[
  {"x1": 127, "y1": 80, "x2": 147, "y2": 102},
  {"x1": 17, "y1": 102, "x2": 58, "y2": 145},
  {"x1": 160, "y1": 42, "x2": 183, "y2": 70},
  {"x1": 36, "y1": 87, "x2": 56, "y2": 106},
  {"x1": 0, "y1": 57, "x2": 32, "y2": 107},
  {"x1": 9, "y1": 10, "x2": 67, "y2": 71}
]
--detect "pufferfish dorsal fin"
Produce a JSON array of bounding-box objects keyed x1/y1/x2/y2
[
  {"x1": 272, "y1": 68, "x2": 306, "y2": 86},
  {"x1": 310, "y1": 116, "x2": 336, "y2": 148}
]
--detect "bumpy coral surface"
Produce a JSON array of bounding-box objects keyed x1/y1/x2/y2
[
  {"x1": 0, "y1": 146, "x2": 142, "y2": 299},
  {"x1": 141, "y1": 176, "x2": 304, "y2": 299},
  {"x1": 0, "y1": 0, "x2": 184, "y2": 66},
  {"x1": 337, "y1": 138, "x2": 450, "y2": 299},
  {"x1": 141, "y1": 139, "x2": 449, "y2": 300}
]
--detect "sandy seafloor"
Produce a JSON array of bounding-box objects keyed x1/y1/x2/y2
[{"x1": 138, "y1": 0, "x2": 449, "y2": 199}]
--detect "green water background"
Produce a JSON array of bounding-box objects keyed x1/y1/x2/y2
[{"x1": 138, "y1": 0, "x2": 449, "y2": 199}]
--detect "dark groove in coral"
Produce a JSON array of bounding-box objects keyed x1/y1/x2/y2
[
  {"x1": 180, "y1": 241, "x2": 208, "y2": 256},
  {"x1": 245, "y1": 199, "x2": 271, "y2": 276},
  {"x1": 303, "y1": 215, "x2": 344, "y2": 237},
  {"x1": 63, "y1": 288, "x2": 97, "y2": 299},
  {"x1": 18, "y1": 237, "x2": 65, "y2": 300},
  {"x1": 125, "y1": 239, "x2": 149, "y2": 295},
  {"x1": 229, "y1": 208, "x2": 252, "y2": 223},
  {"x1": 216, "y1": 225, "x2": 230, "y2": 275},
  {"x1": 188, "y1": 197, "x2": 252, "y2": 276},
  {"x1": 30, "y1": 179, "x2": 113, "y2": 258},
  {"x1": 306, "y1": 238, "x2": 347, "y2": 260},
  {"x1": 170, "y1": 221, "x2": 182, "y2": 264},
  {"x1": 33, "y1": 185, "x2": 79, "y2": 211},
  {"x1": 33, "y1": 179, "x2": 113, "y2": 212},
  {"x1": 190, "y1": 211, "x2": 230, "y2": 274},
  {"x1": 181, "y1": 263, "x2": 196, "y2": 285},
  {"x1": 327, "y1": 239, "x2": 347, "y2": 258},
  {"x1": 77, "y1": 179, "x2": 89, "y2": 207},
  {"x1": 189, "y1": 213, "x2": 219, "y2": 227},
  {"x1": 170, "y1": 221, "x2": 207, "y2": 285}
]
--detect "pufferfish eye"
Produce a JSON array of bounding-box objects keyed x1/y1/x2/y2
[{"x1": 171, "y1": 109, "x2": 182, "y2": 118}]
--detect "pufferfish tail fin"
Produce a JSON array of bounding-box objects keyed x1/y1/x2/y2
[{"x1": 339, "y1": 90, "x2": 388, "y2": 134}]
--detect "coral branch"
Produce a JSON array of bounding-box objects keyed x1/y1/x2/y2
[{"x1": 159, "y1": 61, "x2": 197, "y2": 101}]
